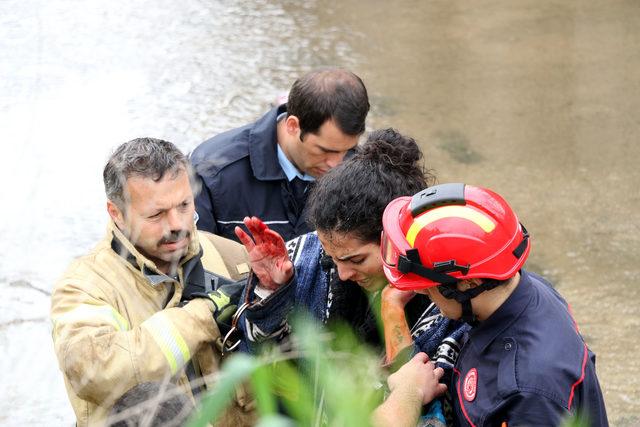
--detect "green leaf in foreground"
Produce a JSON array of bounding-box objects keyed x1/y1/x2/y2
[{"x1": 185, "y1": 354, "x2": 258, "y2": 427}]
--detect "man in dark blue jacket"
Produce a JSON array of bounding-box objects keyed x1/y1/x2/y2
[{"x1": 190, "y1": 68, "x2": 369, "y2": 242}]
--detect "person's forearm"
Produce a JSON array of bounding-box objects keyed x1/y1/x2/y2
[
  {"x1": 381, "y1": 302, "x2": 412, "y2": 362},
  {"x1": 372, "y1": 386, "x2": 422, "y2": 427}
]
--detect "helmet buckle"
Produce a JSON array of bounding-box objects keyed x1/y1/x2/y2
[
  {"x1": 397, "y1": 248, "x2": 423, "y2": 273},
  {"x1": 433, "y1": 260, "x2": 470, "y2": 275}
]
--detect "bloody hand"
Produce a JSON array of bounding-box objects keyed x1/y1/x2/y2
[{"x1": 234, "y1": 216, "x2": 294, "y2": 291}]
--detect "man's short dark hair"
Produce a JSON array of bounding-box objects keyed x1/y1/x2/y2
[
  {"x1": 107, "y1": 381, "x2": 194, "y2": 427},
  {"x1": 287, "y1": 68, "x2": 369, "y2": 140},
  {"x1": 103, "y1": 137, "x2": 192, "y2": 210}
]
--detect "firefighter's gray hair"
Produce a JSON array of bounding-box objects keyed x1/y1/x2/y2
[{"x1": 103, "y1": 137, "x2": 196, "y2": 210}]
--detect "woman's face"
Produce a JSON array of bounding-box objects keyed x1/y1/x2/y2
[{"x1": 317, "y1": 230, "x2": 387, "y2": 293}]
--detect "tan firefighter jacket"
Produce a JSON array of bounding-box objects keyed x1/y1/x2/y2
[{"x1": 51, "y1": 221, "x2": 255, "y2": 426}]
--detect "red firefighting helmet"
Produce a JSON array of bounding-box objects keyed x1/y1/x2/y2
[{"x1": 381, "y1": 183, "x2": 530, "y2": 290}]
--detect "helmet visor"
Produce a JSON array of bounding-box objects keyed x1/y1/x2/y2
[
  {"x1": 381, "y1": 197, "x2": 417, "y2": 288},
  {"x1": 381, "y1": 230, "x2": 400, "y2": 267}
]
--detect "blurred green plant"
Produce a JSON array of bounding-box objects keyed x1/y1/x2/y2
[
  {"x1": 185, "y1": 313, "x2": 385, "y2": 427},
  {"x1": 560, "y1": 411, "x2": 591, "y2": 427},
  {"x1": 184, "y1": 312, "x2": 597, "y2": 427}
]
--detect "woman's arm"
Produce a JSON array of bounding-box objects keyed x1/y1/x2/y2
[{"x1": 381, "y1": 286, "x2": 416, "y2": 363}]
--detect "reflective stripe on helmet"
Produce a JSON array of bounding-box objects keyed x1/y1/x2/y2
[{"x1": 405, "y1": 205, "x2": 496, "y2": 247}]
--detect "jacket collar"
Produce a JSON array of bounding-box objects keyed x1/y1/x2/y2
[
  {"x1": 466, "y1": 270, "x2": 533, "y2": 354},
  {"x1": 107, "y1": 220, "x2": 203, "y2": 285},
  {"x1": 248, "y1": 104, "x2": 288, "y2": 181}
]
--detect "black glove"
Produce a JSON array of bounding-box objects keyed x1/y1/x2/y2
[{"x1": 184, "y1": 280, "x2": 245, "y2": 335}]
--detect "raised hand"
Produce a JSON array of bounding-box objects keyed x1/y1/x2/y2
[
  {"x1": 381, "y1": 285, "x2": 417, "y2": 309},
  {"x1": 234, "y1": 216, "x2": 294, "y2": 291}
]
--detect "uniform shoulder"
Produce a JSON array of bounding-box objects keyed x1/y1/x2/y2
[
  {"x1": 198, "y1": 231, "x2": 250, "y2": 280},
  {"x1": 190, "y1": 124, "x2": 253, "y2": 176},
  {"x1": 57, "y1": 239, "x2": 113, "y2": 280},
  {"x1": 52, "y1": 241, "x2": 122, "y2": 302},
  {"x1": 201, "y1": 231, "x2": 245, "y2": 254},
  {"x1": 510, "y1": 304, "x2": 587, "y2": 408}
]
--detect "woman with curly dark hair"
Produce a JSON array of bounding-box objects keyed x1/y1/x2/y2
[{"x1": 234, "y1": 128, "x2": 467, "y2": 426}]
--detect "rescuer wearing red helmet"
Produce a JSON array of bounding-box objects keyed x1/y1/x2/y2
[{"x1": 381, "y1": 183, "x2": 608, "y2": 426}]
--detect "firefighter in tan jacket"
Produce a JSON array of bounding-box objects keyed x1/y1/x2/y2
[{"x1": 51, "y1": 138, "x2": 255, "y2": 426}]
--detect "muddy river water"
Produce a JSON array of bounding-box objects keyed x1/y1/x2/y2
[{"x1": 0, "y1": 0, "x2": 638, "y2": 425}]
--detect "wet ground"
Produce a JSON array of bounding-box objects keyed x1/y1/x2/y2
[{"x1": 1, "y1": 0, "x2": 638, "y2": 425}]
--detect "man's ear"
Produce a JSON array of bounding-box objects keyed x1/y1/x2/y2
[
  {"x1": 107, "y1": 200, "x2": 125, "y2": 229},
  {"x1": 284, "y1": 115, "x2": 301, "y2": 139},
  {"x1": 469, "y1": 278, "x2": 483, "y2": 288},
  {"x1": 458, "y1": 278, "x2": 483, "y2": 290}
]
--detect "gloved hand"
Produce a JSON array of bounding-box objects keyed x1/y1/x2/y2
[
  {"x1": 234, "y1": 216, "x2": 294, "y2": 291},
  {"x1": 208, "y1": 285, "x2": 242, "y2": 325},
  {"x1": 186, "y1": 281, "x2": 244, "y2": 334}
]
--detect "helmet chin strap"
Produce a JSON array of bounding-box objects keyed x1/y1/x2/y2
[
  {"x1": 397, "y1": 248, "x2": 512, "y2": 324},
  {"x1": 437, "y1": 281, "x2": 502, "y2": 325}
]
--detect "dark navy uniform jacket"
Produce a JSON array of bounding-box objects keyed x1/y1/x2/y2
[
  {"x1": 452, "y1": 270, "x2": 608, "y2": 426},
  {"x1": 190, "y1": 105, "x2": 312, "y2": 242}
]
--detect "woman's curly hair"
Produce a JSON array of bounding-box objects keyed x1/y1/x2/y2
[{"x1": 308, "y1": 128, "x2": 435, "y2": 243}]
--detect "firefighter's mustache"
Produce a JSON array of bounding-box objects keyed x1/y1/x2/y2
[{"x1": 159, "y1": 230, "x2": 191, "y2": 245}]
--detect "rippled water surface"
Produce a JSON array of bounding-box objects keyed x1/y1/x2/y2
[{"x1": 1, "y1": 1, "x2": 638, "y2": 425}]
